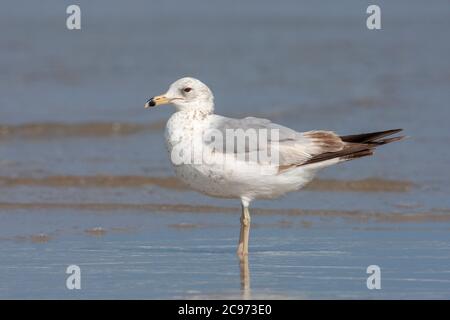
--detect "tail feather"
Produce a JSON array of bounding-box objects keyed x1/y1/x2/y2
[{"x1": 301, "y1": 129, "x2": 404, "y2": 166}]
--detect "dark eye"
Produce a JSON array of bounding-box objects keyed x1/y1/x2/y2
[{"x1": 183, "y1": 87, "x2": 192, "y2": 93}]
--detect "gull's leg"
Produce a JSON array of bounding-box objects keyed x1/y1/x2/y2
[
  {"x1": 237, "y1": 199, "x2": 251, "y2": 257},
  {"x1": 239, "y1": 253, "x2": 251, "y2": 299}
]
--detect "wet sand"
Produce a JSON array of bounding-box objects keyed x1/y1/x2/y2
[
  {"x1": 1, "y1": 201, "x2": 448, "y2": 223},
  {"x1": 0, "y1": 121, "x2": 165, "y2": 139},
  {"x1": 1, "y1": 203, "x2": 449, "y2": 299},
  {"x1": 0, "y1": 175, "x2": 413, "y2": 192}
]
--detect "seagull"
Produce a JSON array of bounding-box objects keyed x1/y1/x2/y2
[{"x1": 145, "y1": 77, "x2": 404, "y2": 257}]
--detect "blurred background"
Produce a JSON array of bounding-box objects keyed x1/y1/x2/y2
[{"x1": 0, "y1": 0, "x2": 449, "y2": 299}]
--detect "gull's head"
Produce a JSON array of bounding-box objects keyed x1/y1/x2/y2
[{"x1": 145, "y1": 77, "x2": 214, "y2": 113}]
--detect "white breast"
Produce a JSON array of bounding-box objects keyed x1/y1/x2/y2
[{"x1": 164, "y1": 112, "x2": 220, "y2": 194}]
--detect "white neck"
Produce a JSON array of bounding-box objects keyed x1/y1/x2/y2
[{"x1": 173, "y1": 100, "x2": 215, "y2": 115}]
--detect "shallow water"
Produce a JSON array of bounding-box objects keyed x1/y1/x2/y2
[{"x1": 1, "y1": 0, "x2": 450, "y2": 298}]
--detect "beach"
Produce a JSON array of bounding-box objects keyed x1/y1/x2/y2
[{"x1": 1, "y1": 0, "x2": 450, "y2": 298}]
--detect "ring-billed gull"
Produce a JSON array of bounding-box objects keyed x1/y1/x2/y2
[{"x1": 144, "y1": 77, "x2": 404, "y2": 257}]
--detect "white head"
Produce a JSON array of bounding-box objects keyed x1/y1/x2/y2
[{"x1": 145, "y1": 77, "x2": 214, "y2": 113}]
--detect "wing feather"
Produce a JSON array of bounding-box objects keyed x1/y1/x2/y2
[{"x1": 205, "y1": 115, "x2": 403, "y2": 171}]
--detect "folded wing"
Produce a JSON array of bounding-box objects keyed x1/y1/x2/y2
[{"x1": 205, "y1": 115, "x2": 404, "y2": 171}]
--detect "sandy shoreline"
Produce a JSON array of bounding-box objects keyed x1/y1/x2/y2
[
  {"x1": 0, "y1": 201, "x2": 448, "y2": 223},
  {"x1": 0, "y1": 121, "x2": 165, "y2": 139},
  {"x1": 0, "y1": 175, "x2": 413, "y2": 192}
]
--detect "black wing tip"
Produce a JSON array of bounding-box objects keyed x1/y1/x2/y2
[
  {"x1": 384, "y1": 128, "x2": 404, "y2": 137},
  {"x1": 340, "y1": 128, "x2": 405, "y2": 144},
  {"x1": 374, "y1": 134, "x2": 406, "y2": 145},
  {"x1": 340, "y1": 149, "x2": 374, "y2": 161},
  {"x1": 387, "y1": 128, "x2": 403, "y2": 133}
]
